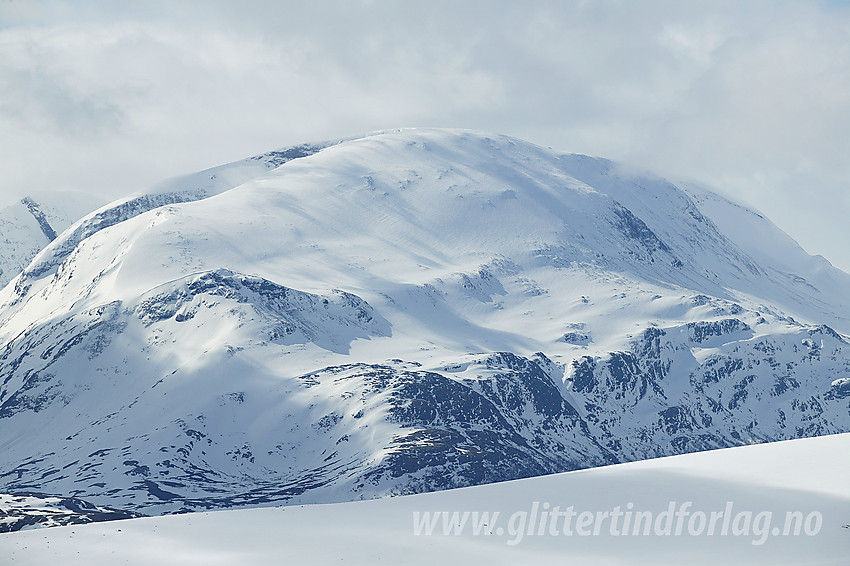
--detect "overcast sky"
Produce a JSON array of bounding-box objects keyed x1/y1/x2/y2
[{"x1": 1, "y1": 0, "x2": 849, "y2": 270}]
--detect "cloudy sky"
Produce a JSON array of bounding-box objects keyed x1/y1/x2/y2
[{"x1": 2, "y1": 0, "x2": 849, "y2": 270}]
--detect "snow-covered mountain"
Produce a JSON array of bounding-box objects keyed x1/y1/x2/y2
[
  {"x1": 0, "y1": 493, "x2": 139, "y2": 532},
  {"x1": 0, "y1": 193, "x2": 105, "y2": 289},
  {"x1": 4, "y1": 433, "x2": 849, "y2": 565},
  {"x1": 0, "y1": 129, "x2": 848, "y2": 516}
]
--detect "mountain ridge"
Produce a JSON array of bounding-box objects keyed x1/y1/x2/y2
[{"x1": 0, "y1": 192, "x2": 105, "y2": 289}]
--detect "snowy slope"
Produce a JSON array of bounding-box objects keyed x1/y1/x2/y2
[
  {"x1": 0, "y1": 192, "x2": 105, "y2": 289},
  {"x1": 3, "y1": 433, "x2": 849, "y2": 565},
  {"x1": 0, "y1": 129, "x2": 848, "y2": 516},
  {"x1": 557, "y1": 155, "x2": 850, "y2": 332},
  {"x1": 681, "y1": 181, "x2": 850, "y2": 326}
]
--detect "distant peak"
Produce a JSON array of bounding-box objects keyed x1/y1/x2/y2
[{"x1": 20, "y1": 197, "x2": 58, "y2": 242}]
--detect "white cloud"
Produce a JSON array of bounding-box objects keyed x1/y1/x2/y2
[{"x1": 1, "y1": 0, "x2": 848, "y2": 270}]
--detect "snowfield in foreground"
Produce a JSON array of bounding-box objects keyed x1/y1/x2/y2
[{"x1": 3, "y1": 433, "x2": 849, "y2": 565}]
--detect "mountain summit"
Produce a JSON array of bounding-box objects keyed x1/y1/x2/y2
[{"x1": 1, "y1": 129, "x2": 848, "y2": 514}]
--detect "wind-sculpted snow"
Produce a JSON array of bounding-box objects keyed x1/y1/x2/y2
[{"x1": 1, "y1": 128, "x2": 849, "y2": 521}]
